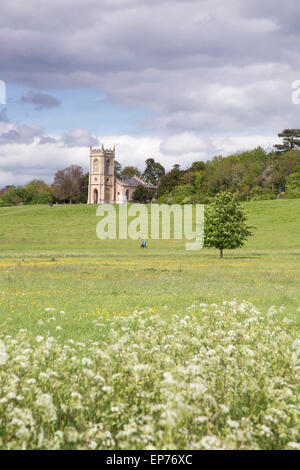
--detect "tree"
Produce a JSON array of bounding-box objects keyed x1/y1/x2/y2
[
  {"x1": 286, "y1": 165, "x2": 300, "y2": 198},
  {"x1": 120, "y1": 166, "x2": 141, "y2": 178},
  {"x1": 190, "y1": 161, "x2": 206, "y2": 172},
  {"x1": 143, "y1": 158, "x2": 165, "y2": 185},
  {"x1": 114, "y1": 160, "x2": 122, "y2": 178},
  {"x1": 1, "y1": 186, "x2": 24, "y2": 205},
  {"x1": 274, "y1": 129, "x2": 300, "y2": 155},
  {"x1": 172, "y1": 164, "x2": 181, "y2": 171},
  {"x1": 269, "y1": 149, "x2": 300, "y2": 193},
  {"x1": 132, "y1": 184, "x2": 150, "y2": 202},
  {"x1": 25, "y1": 180, "x2": 52, "y2": 204},
  {"x1": 158, "y1": 167, "x2": 184, "y2": 196},
  {"x1": 52, "y1": 165, "x2": 84, "y2": 204},
  {"x1": 78, "y1": 173, "x2": 89, "y2": 203},
  {"x1": 204, "y1": 192, "x2": 255, "y2": 259}
]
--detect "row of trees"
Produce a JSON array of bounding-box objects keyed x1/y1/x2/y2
[
  {"x1": 0, "y1": 167, "x2": 89, "y2": 206},
  {"x1": 1, "y1": 129, "x2": 300, "y2": 206},
  {"x1": 0, "y1": 180, "x2": 53, "y2": 206}
]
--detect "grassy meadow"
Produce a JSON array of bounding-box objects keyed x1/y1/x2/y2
[
  {"x1": 0, "y1": 199, "x2": 300, "y2": 338},
  {"x1": 0, "y1": 199, "x2": 300, "y2": 449}
]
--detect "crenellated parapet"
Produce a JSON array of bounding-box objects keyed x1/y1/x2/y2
[
  {"x1": 90, "y1": 144, "x2": 115, "y2": 156},
  {"x1": 133, "y1": 175, "x2": 155, "y2": 188}
]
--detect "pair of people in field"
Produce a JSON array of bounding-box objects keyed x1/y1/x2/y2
[{"x1": 141, "y1": 240, "x2": 147, "y2": 249}]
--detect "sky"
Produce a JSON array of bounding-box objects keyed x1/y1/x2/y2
[{"x1": 1, "y1": 0, "x2": 300, "y2": 186}]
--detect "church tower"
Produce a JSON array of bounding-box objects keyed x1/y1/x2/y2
[{"x1": 88, "y1": 145, "x2": 115, "y2": 204}]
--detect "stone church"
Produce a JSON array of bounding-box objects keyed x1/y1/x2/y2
[{"x1": 88, "y1": 145, "x2": 156, "y2": 204}]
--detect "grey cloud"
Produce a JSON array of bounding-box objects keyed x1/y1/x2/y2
[
  {"x1": 0, "y1": 123, "x2": 42, "y2": 145},
  {"x1": 20, "y1": 91, "x2": 61, "y2": 110},
  {"x1": 62, "y1": 128, "x2": 99, "y2": 147},
  {"x1": 0, "y1": 0, "x2": 300, "y2": 133},
  {"x1": 39, "y1": 136, "x2": 57, "y2": 144},
  {"x1": 0, "y1": 129, "x2": 21, "y2": 143}
]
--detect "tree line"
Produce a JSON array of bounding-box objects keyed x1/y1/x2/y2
[
  {"x1": 1, "y1": 129, "x2": 300, "y2": 206},
  {"x1": 157, "y1": 129, "x2": 300, "y2": 203}
]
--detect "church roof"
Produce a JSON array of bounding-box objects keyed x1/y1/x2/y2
[{"x1": 119, "y1": 177, "x2": 140, "y2": 185}]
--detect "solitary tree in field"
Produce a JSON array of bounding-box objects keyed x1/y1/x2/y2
[
  {"x1": 274, "y1": 129, "x2": 300, "y2": 155},
  {"x1": 204, "y1": 192, "x2": 254, "y2": 259}
]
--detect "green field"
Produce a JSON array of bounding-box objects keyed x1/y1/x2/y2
[{"x1": 0, "y1": 200, "x2": 300, "y2": 449}]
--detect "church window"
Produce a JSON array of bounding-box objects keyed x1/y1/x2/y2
[{"x1": 93, "y1": 159, "x2": 99, "y2": 173}]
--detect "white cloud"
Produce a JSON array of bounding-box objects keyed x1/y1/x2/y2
[{"x1": 0, "y1": 132, "x2": 280, "y2": 186}]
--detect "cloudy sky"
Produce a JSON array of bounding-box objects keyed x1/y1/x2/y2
[{"x1": 1, "y1": 0, "x2": 300, "y2": 186}]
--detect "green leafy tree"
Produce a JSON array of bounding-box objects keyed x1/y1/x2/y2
[
  {"x1": 1, "y1": 185, "x2": 29, "y2": 205},
  {"x1": 269, "y1": 149, "x2": 300, "y2": 192},
  {"x1": 114, "y1": 161, "x2": 122, "y2": 178},
  {"x1": 169, "y1": 184, "x2": 194, "y2": 204},
  {"x1": 143, "y1": 158, "x2": 165, "y2": 185},
  {"x1": 204, "y1": 192, "x2": 255, "y2": 259},
  {"x1": 132, "y1": 184, "x2": 150, "y2": 202},
  {"x1": 274, "y1": 129, "x2": 300, "y2": 155},
  {"x1": 1, "y1": 186, "x2": 22, "y2": 205},
  {"x1": 25, "y1": 180, "x2": 52, "y2": 204},
  {"x1": 120, "y1": 166, "x2": 141, "y2": 178},
  {"x1": 286, "y1": 165, "x2": 300, "y2": 198},
  {"x1": 190, "y1": 161, "x2": 206, "y2": 172},
  {"x1": 181, "y1": 162, "x2": 205, "y2": 186},
  {"x1": 1, "y1": 181, "x2": 53, "y2": 206},
  {"x1": 158, "y1": 166, "x2": 184, "y2": 197}
]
